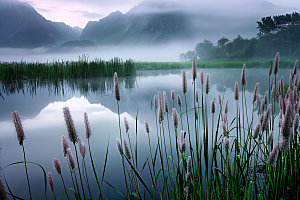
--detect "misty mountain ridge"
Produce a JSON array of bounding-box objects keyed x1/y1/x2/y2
[
  {"x1": 80, "y1": 0, "x2": 297, "y2": 45},
  {"x1": 0, "y1": 0, "x2": 81, "y2": 48},
  {"x1": 0, "y1": 0, "x2": 298, "y2": 49}
]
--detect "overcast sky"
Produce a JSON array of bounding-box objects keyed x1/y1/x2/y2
[{"x1": 20, "y1": 0, "x2": 300, "y2": 29}]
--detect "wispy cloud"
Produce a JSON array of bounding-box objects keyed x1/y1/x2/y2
[
  {"x1": 36, "y1": 8, "x2": 52, "y2": 12},
  {"x1": 72, "y1": 10, "x2": 103, "y2": 19}
]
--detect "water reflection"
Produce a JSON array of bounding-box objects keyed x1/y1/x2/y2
[{"x1": 0, "y1": 68, "x2": 292, "y2": 199}]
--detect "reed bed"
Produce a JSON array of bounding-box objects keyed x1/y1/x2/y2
[
  {"x1": 0, "y1": 56, "x2": 135, "y2": 81},
  {"x1": 1, "y1": 53, "x2": 300, "y2": 199}
]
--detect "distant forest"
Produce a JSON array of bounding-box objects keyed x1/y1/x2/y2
[{"x1": 180, "y1": 12, "x2": 300, "y2": 61}]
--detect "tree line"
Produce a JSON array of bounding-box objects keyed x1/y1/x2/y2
[{"x1": 180, "y1": 12, "x2": 300, "y2": 61}]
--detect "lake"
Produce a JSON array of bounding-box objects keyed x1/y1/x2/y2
[{"x1": 0, "y1": 67, "x2": 291, "y2": 199}]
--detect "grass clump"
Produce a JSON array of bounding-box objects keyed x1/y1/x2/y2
[{"x1": 0, "y1": 55, "x2": 135, "y2": 81}]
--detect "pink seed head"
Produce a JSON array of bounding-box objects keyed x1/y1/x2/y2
[
  {"x1": 241, "y1": 63, "x2": 246, "y2": 86},
  {"x1": 113, "y1": 72, "x2": 120, "y2": 101},
  {"x1": 273, "y1": 52, "x2": 279, "y2": 75},
  {"x1": 11, "y1": 110, "x2": 25, "y2": 146},
  {"x1": 52, "y1": 158, "x2": 62, "y2": 175},
  {"x1": 84, "y1": 112, "x2": 92, "y2": 139},
  {"x1": 47, "y1": 172, "x2": 54, "y2": 193}
]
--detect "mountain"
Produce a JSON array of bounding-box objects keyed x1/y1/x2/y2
[
  {"x1": 80, "y1": 0, "x2": 296, "y2": 45},
  {"x1": 0, "y1": 0, "x2": 79, "y2": 48},
  {"x1": 51, "y1": 22, "x2": 80, "y2": 41},
  {"x1": 72, "y1": 26, "x2": 83, "y2": 37},
  {"x1": 80, "y1": 10, "x2": 193, "y2": 45}
]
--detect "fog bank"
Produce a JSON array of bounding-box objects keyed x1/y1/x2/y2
[{"x1": 0, "y1": 42, "x2": 195, "y2": 63}]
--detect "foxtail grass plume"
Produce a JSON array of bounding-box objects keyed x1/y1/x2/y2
[
  {"x1": 293, "y1": 86, "x2": 297, "y2": 102},
  {"x1": 123, "y1": 137, "x2": 131, "y2": 159},
  {"x1": 273, "y1": 52, "x2": 279, "y2": 75},
  {"x1": 271, "y1": 84, "x2": 275, "y2": 97},
  {"x1": 158, "y1": 91, "x2": 164, "y2": 122},
  {"x1": 281, "y1": 103, "x2": 292, "y2": 139},
  {"x1": 293, "y1": 60, "x2": 298, "y2": 76},
  {"x1": 113, "y1": 72, "x2": 120, "y2": 101},
  {"x1": 177, "y1": 94, "x2": 181, "y2": 107},
  {"x1": 223, "y1": 137, "x2": 230, "y2": 149},
  {"x1": 61, "y1": 135, "x2": 69, "y2": 157},
  {"x1": 222, "y1": 112, "x2": 227, "y2": 124},
  {"x1": 234, "y1": 81, "x2": 239, "y2": 101},
  {"x1": 66, "y1": 148, "x2": 76, "y2": 170},
  {"x1": 261, "y1": 99, "x2": 265, "y2": 111},
  {"x1": 154, "y1": 95, "x2": 157, "y2": 109},
  {"x1": 211, "y1": 100, "x2": 215, "y2": 113},
  {"x1": 294, "y1": 113, "x2": 299, "y2": 132},
  {"x1": 253, "y1": 82, "x2": 259, "y2": 103},
  {"x1": 225, "y1": 98, "x2": 229, "y2": 114},
  {"x1": 192, "y1": 56, "x2": 197, "y2": 81},
  {"x1": 268, "y1": 131, "x2": 273, "y2": 145},
  {"x1": 280, "y1": 136, "x2": 290, "y2": 152},
  {"x1": 200, "y1": 69, "x2": 204, "y2": 84},
  {"x1": 267, "y1": 142, "x2": 279, "y2": 166},
  {"x1": 294, "y1": 71, "x2": 299, "y2": 91},
  {"x1": 179, "y1": 130, "x2": 186, "y2": 154},
  {"x1": 264, "y1": 91, "x2": 268, "y2": 105},
  {"x1": 241, "y1": 63, "x2": 246, "y2": 85},
  {"x1": 124, "y1": 116, "x2": 129, "y2": 132},
  {"x1": 187, "y1": 156, "x2": 192, "y2": 173},
  {"x1": 116, "y1": 138, "x2": 123, "y2": 155},
  {"x1": 78, "y1": 138, "x2": 86, "y2": 158},
  {"x1": 172, "y1": 108, "x2": 178, "y2": 128},
  {"x1": 0, "y1": 179, "x2": 7, "y2": 200},
  {"x1": 256, "y1": 94, "x2": 260, "y2": 108},
  {"x1": 195, "y1": 90, "x2": 199, "y2": 103},
  {"x1": 269, "y1": 61, "x2": 273, "y2": 76},
  {"x1": 47, "y1": 172, "x2": 54, "y2": 193},
  {"x1": 171, "y1": 90, "x2": 175, "y2": 101},
  {"x1": 144, "y1": 120, "x2": 150, "y2": 134},
  {"x1": 261, "y1": 111, "x2": 269, "y2": 132},
  {"x1": 182, "y1": 70, "x2": 187, "y2": 94},
  {"x1": 11, "y1": 110, "x2": 25, "y2": 146},
  {"x1": 222, "y1": 122, "x2": 227, "y2": 136},
  {"x1": 267, "y1": 104, "x2": 272, "y2": 118},
  {"x1": 278, "y1": 110, "x2": 282, "y2": 127},
  {"x1": 253, "y1": 121, "x2": 261, "y2": 139},
  {"x1": 205, "y1": 73, "x2": 210, "y2": 94},
  {"x1": 163, "y1": 91, "x2": 169, "y2": 113},
  {"x1": 289, "y1": 74, "x2": 293, "y2": 90},
  {"x1": 218, "y1": 92, "x2": 221, "y2": 105},
  {"x1": 84, "y1": 112, "x2": 91, "y2": 139},
  {"x1": 52, "y1": 158, "x2": 62, "y2": 175},
  {"x1": 63, "y1": 107, "x2": 78, "y2": 144}
]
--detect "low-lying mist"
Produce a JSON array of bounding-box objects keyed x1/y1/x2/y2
[{"x1": 0, "y1": 42, "x2": 195, "y2": 63}]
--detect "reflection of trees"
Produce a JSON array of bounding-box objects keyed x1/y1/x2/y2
[{"x1": 0, "y1": 76, "x2": 137, "y2": 98}]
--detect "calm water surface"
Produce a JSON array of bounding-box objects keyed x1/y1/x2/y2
[{"x1": 0, "y1": 68, "x2": 291, "y2": 199}]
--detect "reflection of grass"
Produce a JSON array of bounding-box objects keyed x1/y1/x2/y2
[
  {"x1": 136, "y1": 59, "x2": 297, "y2": 70},
  {"x1": 1, "y1": 53, "x2": 300, "y2": 199}
]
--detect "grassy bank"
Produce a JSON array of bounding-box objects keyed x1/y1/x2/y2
[
  {"x1": 136, "y1": 59, "x2": 297, "y2": 70},
  {"x1": 0, "y1": 57, "x2": 135, "y2": 81}
]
